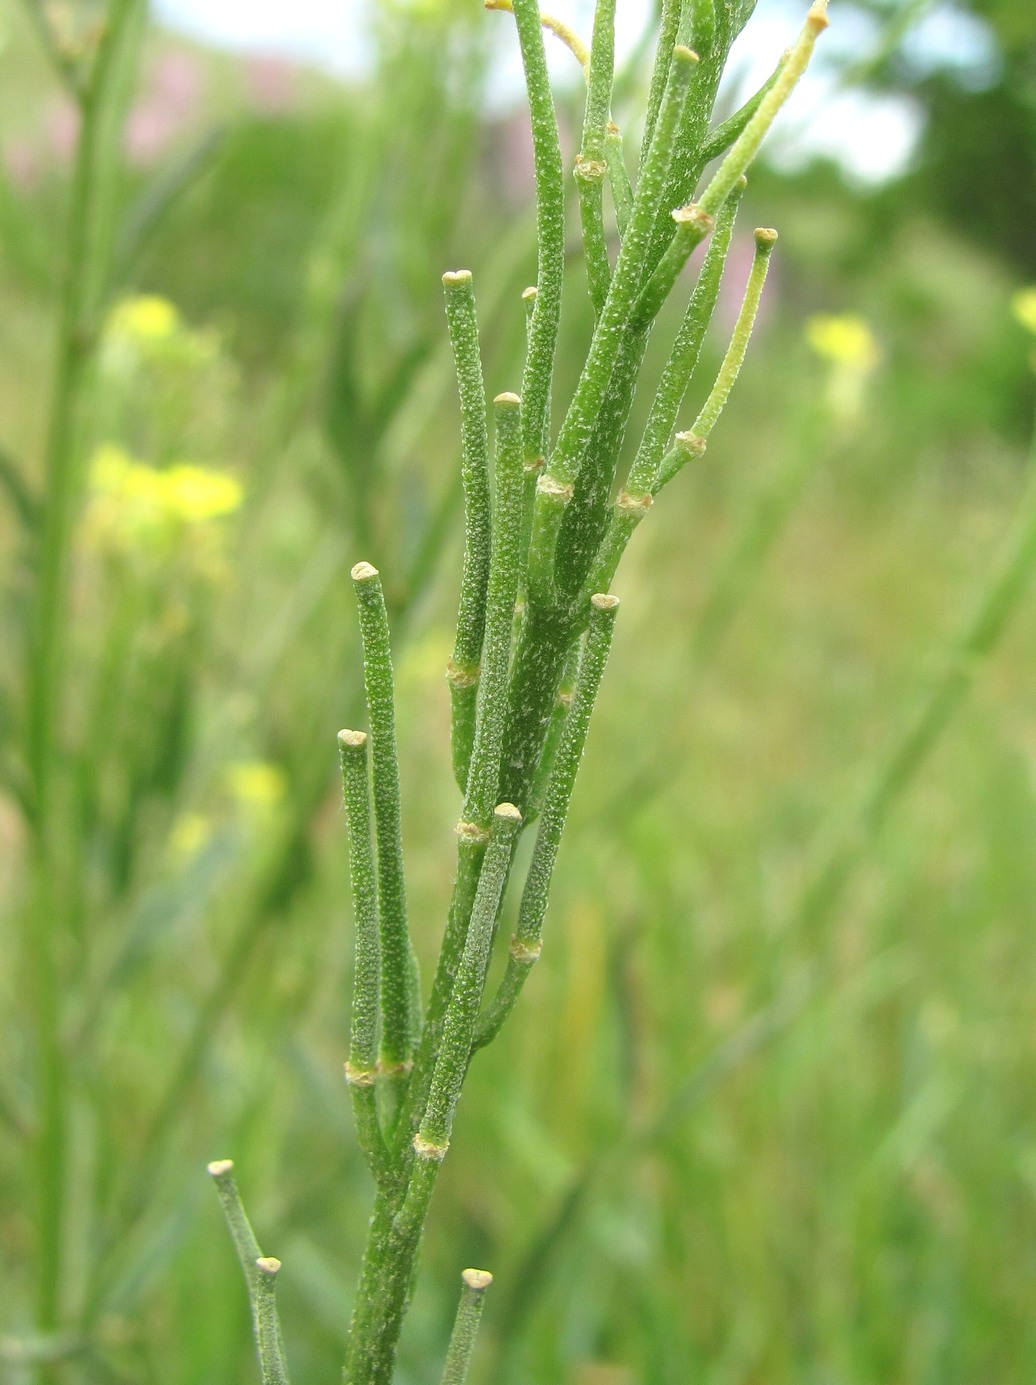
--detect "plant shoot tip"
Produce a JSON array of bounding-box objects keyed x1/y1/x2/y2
[
  {"x1": 206, "y1": 1158, "x2": 233, "y2": 1176},
  {"x1": 494, "y1": 801, "x2": 522, "y2": 822},
  {"x1": 462, "y1": 1268, "x2": 494, "y2": 1291},
  {"x1": 338, "y1": 728, "x2": 367, "y2": 749},
  {"x1": 673, "y1": 45, "x2": 699, "y2": 65},
  {"x1": 442, "y1": 269, "x2": 473, "y2": 286},
  {"x1": 754, "y1": 227, "x2": 779, "y2": 248},
  {"x1": 351, "y1": 560, "x2": 379, "y2": 582},
  {"x1": 256, "y1": 1256, "x2": 281, "y2": 1276},
  {"x1": 591, "y1": 593, "x2": 620, "y2": 612},
  {"x1": 522, "y1": 285, "x2": 537, "y2": 300},
  {"x1": 494, "y1": 391, "x2": 521, "y2": 408}
]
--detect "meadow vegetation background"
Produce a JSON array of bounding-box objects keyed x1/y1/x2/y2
[{"x1": 2, "y1": 0, "x2": 1036, "y2": 1382}]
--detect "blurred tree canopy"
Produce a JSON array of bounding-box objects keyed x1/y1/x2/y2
[{"x1": 847, "y1": 0, "x2": 1036, "y2": 273}]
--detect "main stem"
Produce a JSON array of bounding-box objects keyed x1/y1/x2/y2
[{"x1": 27, "y1": 13, "x2": 130, "y2": 1363}]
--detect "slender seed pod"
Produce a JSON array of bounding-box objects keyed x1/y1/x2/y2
[
  {"x1": 440, "y1": 1269, "x2": 494, "y2": 1385},
  {"x1": 351, "y1": 562, "x2": 420, "y2": 1073},
  {"x1": 420, "y1": 803, "x2": 522, "y2": 1148},
  {"x1": 698, "y1": 2, "x2": 829, "y2": 219},
  {"x1": 580, "y1": 179, "x2": 745, "y2": 602},
  {"x1": 576, "y1": 0, "x2": 617, "y2": 318},
  {"x1": 475, "y1": 597, "x2": 618, "y2": 1048},
  {"x1": 641, "y1": 0, "x2": 681, "y2": 165},
  {"x1": 442, "y1": 270, "x2": 492, "y2": 793},
  {"x1": 540, "y1": 43, "x2": 700, "y2": 494},
  {"x1": 509, "y1": 0, "x2": 565, "y2": 467},
  {"x1": 699, "y1": 52, "x2": 787, "y2": 166},
  {"x1": 603, "y1": 121, "x2": 632, "y2": 236},
  {"x1": 399, "y1": 394, "x2": 526, "y2": 1150},
  {"x1": 629, "y1": 202, "x2": 715, "y2": 331},
  {"x1": 208, "y1": 1160, "x2": 291, "y2": 1381},
  {"x1": 655, "y1": 227, "x2": 778, "y2": 494},
  {"x1": 527, "y1": 637, "x2": 580, "y2": 822},
  {"x1": 207, "y1": 1159, "x2": 262, "y2": 1336},
  {"x1": 338, "y1": 730, "x2": 392, "y2": 1186},
  {"x1": 462, "y1": 394, "x2": 526, "y2": 829},
  {"x1": 525, "y1": 43, "x2": 701, "y2": 601},
  {"x1": 255, "y1": 1258, "x2": 291, "y2": 1385}
]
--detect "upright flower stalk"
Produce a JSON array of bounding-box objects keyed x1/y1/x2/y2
[
  {"x1": 211, "y1": 4, "x2": 830, "y2": 1381},
  {"x1": 23, "y1": 4, "x2": 145, "y2": 1369}
]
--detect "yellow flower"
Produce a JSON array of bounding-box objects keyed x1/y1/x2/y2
[
  {"x1": 161, "y1": 465, "x2": 243, "y2": 522},
  {"x1": 84, "y1": 444, "x2": 243, "y2": 551},
  {"x1": 1011, "y1": 288, "x2": 1036, "y2": 337},
  {"x1": 107, "y1": 294, "x2": 180, "y2": 343},
  {"x1": 225, "y1": 761, "x2": 287, "y2": 812},
  {"x1": 805, "y1": 313, "x2": 880, "y2": 372}
]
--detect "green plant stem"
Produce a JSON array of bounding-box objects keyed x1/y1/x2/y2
[
  {"x1": 419, "y1": 803, "x2": 522, "y2": 1149},
  {"x1": 208, "y1": 1163, "x2": 291, "y2": 1384},
  {"x1": 641, "y1": 0, "x2": 681, "y2": 164},
  {"x1": 699, "y1": 51, "x2": 786, "y2": 165},
  {"x1": 26, "y1": 3, "x2": 141, "y2": 1360},
  {"x1": 581, "y1": 181, "x2": 742, "y2": 601},
  {"x1": 526, "y1": 639, "x2": 580, "y2": 821},
  {"x1": 511, "y1": 0, "x2": 565, "y2": 467},
  {"x1": 575, "y1": 0, "x2": 617, "y2": 317},
  {"x1": 697, "y1": 2, "x2": 828, "y2": 220},
  {"x1": 207, "y1": 1160, "x2": 263, "y2": 1337},
  {"x1": 255, "y1": 1258, "x2": 292, "y2": 1385},
  {"x1": 440, "y1": 1269, "x2": 493, "y2": 1385},
  {"x1": 400, "y1": 394, "x2": 525, "y2": 1150},
  {"x1": 338, "y1": 730, "x2": 392, "y2": 1188},
  {"x1": 442, "y1": 271, "x2": 491, "y2": 793},
  {"x1": 655, "y1": 226, "x2": 778, "y2": 494},
  {"x1": 351, "y1": 562, "x2": 420, "y2": 1084},
  {"x1": 525, "y1": 40, "x2": 701, "y2": 605},
  {"x1": 475, "y1": 595, "x2": 619, "y2": 1048},
  {"x1": 603, "y1": 122, "x2": 632, "y2": 236}
]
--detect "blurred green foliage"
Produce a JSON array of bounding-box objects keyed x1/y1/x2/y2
[{"x1": 1, "y1": 1, "x2": 1035, "y2": 1383}]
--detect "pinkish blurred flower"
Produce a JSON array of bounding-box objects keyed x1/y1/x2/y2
[
  {"x1": 124, "y1": 51, "x2": 204, "y2": 168},
  {"x1": 3, "y1": 139, "x2": 41, "y2": 192},
  {"x1": 244, "y1": 55, "x2": 298, "y2": 114},
  {"x1": 46, "y1": 99, "x2": 80, "y2": 163},
  {"x1": 125, "y1": 104, "x2": 181, "y2": 166},
  {"x1": 151, "y1": 51, "x2": 202, "y2": 113}
]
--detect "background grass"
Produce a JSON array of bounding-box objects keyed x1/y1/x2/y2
[{"x1": 2, "y1": 0, "x2": 1036, "y2": 1382}]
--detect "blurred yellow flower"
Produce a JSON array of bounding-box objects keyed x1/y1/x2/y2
[
  {"x1": 225, "y1": 761, "x2": 287, "y2": 811},
  {"x1": 85, "y1": 443, "x2": 243, "y2": 551},
  {"x1": 805, "y1": 313, "x2": 880, "y2": 371},
  {"x1": 1011, "y1": 288, "x2": 1036, "y2": 337},
  {"x1": 161, "y1": 465, "x2": 243, "y2": 521},
  {"x1": 107, "y1": 294, "x2": 180, "y2": 343}
]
